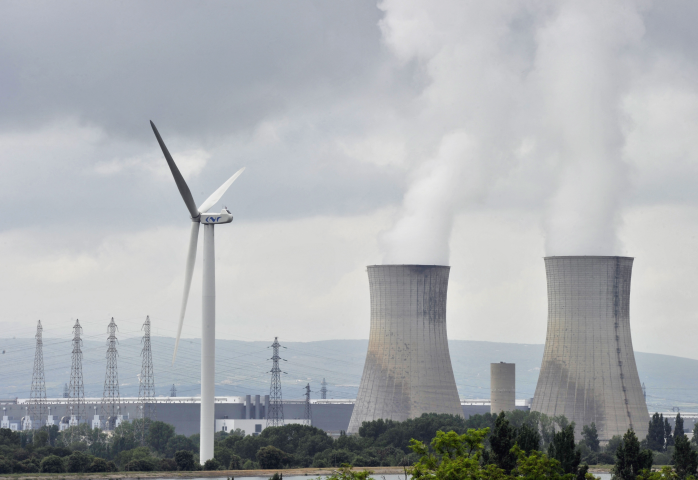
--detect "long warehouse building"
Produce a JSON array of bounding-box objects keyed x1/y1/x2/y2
[{"x1": 0, "y1": 397, "x2": 531, "y2": 436}]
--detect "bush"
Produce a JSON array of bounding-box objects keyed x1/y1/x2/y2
[
  {"x1": 229, "y1": 454, "x2": 243, "y2": 470},
  {"x1": 243, "y1": 459, "x2": 257, "y2": 469},
  {"x1": 160, "y1": 458, "x2": 178, "y2": 471},
  {"x1": 0, "y1": 458, "x2": 10, "y2": 474},
  {"x1": 66, "y1": 450, "x2": 92, "y2": 473},
  {"x1": 16, "y1": 459, "x2": 39, "y2": 473},
  {"x1": 175, "y1": 450, "x2": 197, "y2": 471},
  {"x1": 257, "y1": 445, "x2": 292, "y2": 469},
  {"x1": 125, "y1": 458, "x2": 157, "y2": 471},
  {"x1": 40, "y1": 455, "x2": 65, "y2": 473},
  {"x1": 203, "y1": 458, "x2": 221, "y2": 470},
  {"x1": 87, "y1": 457, "x2": 110, "y2": 472}
]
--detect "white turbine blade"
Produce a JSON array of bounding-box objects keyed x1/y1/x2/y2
[
  {"x1": 173, "y1": 221, "x2": 200, "y2": 364},
  {"x1": 197, "y1": 167, "x2": 245, "y2": 213}
]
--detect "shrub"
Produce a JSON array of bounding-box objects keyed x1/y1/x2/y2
[
  {"x1": 66, "y1": 450, "x2": 92, "y2": 473},
  {"x1": 125, "y1": 458, "x2": 157, "y2": 471},
  {"x1": 229, "y1": 454, "x2": 243, "y2": 469},
  {"x1": 87, "y1": 457, "x2": 109, "y2": 472},
  {"x1": 242, "y1": 459, "x2": 257, "y2": 469},
  {"x1": 0, "y1": 458, "x2": 10, "y2": 474},
  {"x1": 203, "y1": 458, "x2": 221, "y2": 470},
  {"x1": 257, "y1": 445, "x2": 291, "y2": 469},
  {"x1": 160, "y1": 458, "x2": 177, "y2": 471},
  {"x1": 16, "y1": 459, "x2": 39, "y2": 473},
  {"x1": 40, "y1": 454, "x2": 65, "y2": 473},
  {"x1": 175, "y1": 450, "x2": 197, "y2": 471}
]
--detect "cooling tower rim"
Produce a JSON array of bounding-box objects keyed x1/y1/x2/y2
[
  {"x1": 543, "y1": 255, "x2": 633, "y2": 260},
  {"x1": 368, "y1": 264, "x2": 450, "y2": 268}
]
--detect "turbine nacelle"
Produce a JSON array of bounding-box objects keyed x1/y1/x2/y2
[{"x1": 200, "y1": 209, "x2": 233, "y2": 224}]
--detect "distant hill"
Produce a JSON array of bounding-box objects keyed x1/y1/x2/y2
[{"x1": 0, "y1": 337, "x2": 693, "y2": 412}]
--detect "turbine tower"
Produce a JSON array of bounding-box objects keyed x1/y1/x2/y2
[
  {"x1": 29, "y1": 320, "x2": 46, "y2": 430},
  {"x1": 150, "y1": 121, "x2": 245, "y2": 463}
]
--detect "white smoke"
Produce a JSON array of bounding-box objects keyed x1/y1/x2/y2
[
  {"x1": 378, "y1": 1, "x2": 527, "y2": 265},
  {"x1": 535, "y1": 1, "x2": 644, "y2": 256},
  {"x1": 379, "y1": 0, "x2": 645, "y2": 263}
]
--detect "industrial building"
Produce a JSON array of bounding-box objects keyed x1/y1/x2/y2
[
  {"x1": 348, "y1": 265, "x2": 464, "y2": 434},
  {"x1": 0, "y1": 397, "x2": 530, "y2": 436},
  {"x1": 532, "y1": 256, "x2": 649, "y2": 441}
]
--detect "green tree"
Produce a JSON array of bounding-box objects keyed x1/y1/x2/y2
[
  {"x1": 33, "y1": 429, "x2": 49, "y2": 447},
  {"x1": 165, "y1": 434, "x2": 196, "y2": 457},
  {"x1": 665, "y1": 417, "x2": 675, "y2": 448},
  {"x1": 612, "y1": 429, "x2": 654, "y2": 480},
  {"x1": 40, "y1": 454, "x2": 65, "y2": 473},
  {"x1": 257, "y1": 445, "x2": 291, "y2": 469},
  {"x1": 66, "y1": 450, "x2": 92, "y2": 473},
  {"x1": 146, "y1": 420, "x2": 175, "y2": 454},
  {"x1": 0, "y1": 458, "x2": 11, "y2": 474},
  {"x1": 582, "y1": 423, "x2": 600, "y2": 453},
  {"x1": 175, "y1": 450, "x2": 197, "y2": 471},
  {"x1": 547, "y1": 423, "x2": 581, "y2": 475},
  {"x1": 513, "y1": 446, "x2": 566, "y2": 480},
  {"x1": 647, "y1": 413, "x2": 666, "y2": 451},
  {"x1": 409, "y1": 428, "x2": 494, "y2": 480},
  {"x1": 87, "y1": 457, "x2": 111, "y2": 472},
  {"x1": 203, "y1": 458, "x2": 221, "y2": 470},
  {"x1": 672, "y1": 434, "x2": 698, "y2": 480},
  {"x1": 490, "y1": 412, "x2": 518, "y2": 473},
  {"x1": 517, "y1": 423, "x2": 541, "y2": 454},
  {"x1": 674, "y1": 414, "x2": 685, "y2": 440}
]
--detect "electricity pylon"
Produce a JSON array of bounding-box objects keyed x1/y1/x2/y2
[
  {"x1": 67, "y1": 320, "x2": 85, "y2": 426},
  {"x1": 138, "y1": 316, "x2": 156, "y2": 444},
  {"x1": 320, "y1": 378, "x2": 327, "y2": 400},
  {"x1": 29, "y1": 320, "x2": 47, "y2": 430},
  {"x1": 267, "y1": 337, "x2": 285, "y2": 427},
  {"x1": 100, "y1": 318, "x2": 120, "y2": 430}
]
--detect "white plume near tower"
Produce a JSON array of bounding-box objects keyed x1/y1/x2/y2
[{"x1": 150, "y1": 121, "x2": 245, "y2": 464}]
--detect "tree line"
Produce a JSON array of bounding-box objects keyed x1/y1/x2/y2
[{"x1": 0, "y1": 410, "x2": 695, "y2": 475}]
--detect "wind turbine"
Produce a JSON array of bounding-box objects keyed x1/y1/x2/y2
[{"x1": 150, "y1": 121, "x2": 244, "y2": 463}]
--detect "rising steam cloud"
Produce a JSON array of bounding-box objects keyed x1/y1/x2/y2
[{"x1": 379, "y1": 0, "x2": 645, "y2": 264}]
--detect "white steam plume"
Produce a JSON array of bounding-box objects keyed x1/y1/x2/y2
[
  {"x1": 534, "y1": 1, "x2": 644, "y2": 256},
  {"x1": 378, "y1": 1, "x2": 527, "y2": 265}
]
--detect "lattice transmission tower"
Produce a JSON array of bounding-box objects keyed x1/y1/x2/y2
[
  {"x1": 101, "y1": 318, "x2": 120, "y2": 430},
  {"x1": 267, "y1": 337, "x2": 286, "y2": 427},
  {"x1": 304, "y1": 383, "x2": 312, "y2": 425},
  {"x1": 29, "y1": 320, "x2": 46, "y2": 430},
  {"x1": 170, "y1": 384, "x2": 177, "y2": 397},
  {"x1": 67, "y1": 320, "x2": 85, "y2": 425},
  {"x1": 138, "y1": 316, "x2": 156, "y2": 444},
  {"x1": 320, "y1": 378, "x2": 327, "y2": 400}
]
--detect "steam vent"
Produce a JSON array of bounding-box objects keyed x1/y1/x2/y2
[
  {"x1": 532, "y1": 256, "x2": 649, "y2": 441},
  {"x1": 347, "y1": 265, "x2": 463, "y2": 434}
]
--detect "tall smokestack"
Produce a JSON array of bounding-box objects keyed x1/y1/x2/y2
[
  {"x1": 347, "y1": 265, "x2": 462, "y2": 433},
  {"x1": 532, "y1": 256, "x2": 649, "y2": 441}
]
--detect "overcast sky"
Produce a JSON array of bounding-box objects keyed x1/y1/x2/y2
[{"x1": 2, "y1": 0, "x2": 698, "y2": 360}]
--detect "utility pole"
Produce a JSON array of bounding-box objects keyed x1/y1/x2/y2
[
  {"x1": 267, "y1": 337, "x2": 285, "y2": 427},
  {"x1": 138, "y1": 316, "x2": 156, "y2": 444},
  {"x1": 101, "y1": 318, "x2": 120, "y2": 430},
  {"x1": 29, "y1": 321, "x2": 47, "y2": 431},
  {"x1": 320, "y1": 378, "x2": 327, "y2": 400},
  {"x1": 67, "y1": 320, "x2": 85, "y2": 428},
  {"x1": 304, "y1": 383, "x2": 312, "y2": 425}
]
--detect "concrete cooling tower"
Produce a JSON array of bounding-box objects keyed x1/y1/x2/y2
[
  {"x1": 347, "y1": 265, "x2": 463, "y2": 434},
  {"x1": 532, "y1": 256, "x2": 649, "y2": 441}
]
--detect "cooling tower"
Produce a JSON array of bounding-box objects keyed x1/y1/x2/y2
[
  {"x1": 347, "y1": 265, "x2": 463, "y2": 434},
  {"x1": 532, "y1": 256, "x2": 649, "y2": 441},
  {"x1": 491, "y1": 362, "x2": 515, "y2": 414}
]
